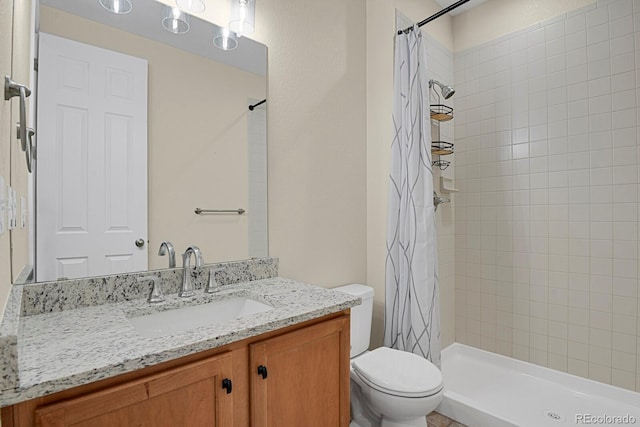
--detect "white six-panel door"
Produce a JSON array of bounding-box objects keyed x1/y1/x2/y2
[{"x1": 37, "y1": 33, "x2": 148, "y2": 281}]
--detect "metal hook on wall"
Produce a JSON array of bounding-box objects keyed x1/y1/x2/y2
[{"x1": 5, "y1": 75, "x2": 34, "y2": 173}]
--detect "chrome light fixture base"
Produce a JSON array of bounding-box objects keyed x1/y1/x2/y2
[
  {"x1": 213, "y1": 27, "x2": 239, "y2": 51},
  {"x1": 99, "y1": 0, "x2": 133, "y2": 14}
]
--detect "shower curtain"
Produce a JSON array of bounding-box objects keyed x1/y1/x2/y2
[{"x1": 384, "y1": 25, "x2": 441, "y2": 366}]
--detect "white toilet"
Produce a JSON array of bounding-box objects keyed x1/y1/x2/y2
[{"x1": 334, "y1": 284, "x2": 443, "y2": 427}]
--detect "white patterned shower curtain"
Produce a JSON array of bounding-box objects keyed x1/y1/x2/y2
[{"x1": 384, "y1": 25, "x2": 441, "y2": 366}]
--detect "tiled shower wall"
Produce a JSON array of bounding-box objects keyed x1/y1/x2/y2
[
  {"x1": 425, "y1": 33, "x2": 456, "y2": 347},
  {"x1": 454, "y1": 0, "x2": 640, "y2": 391}
]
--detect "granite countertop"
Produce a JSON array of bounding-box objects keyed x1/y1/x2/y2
[{"x1": 0, "y1": 262, "x2": 360, "y2": 407}]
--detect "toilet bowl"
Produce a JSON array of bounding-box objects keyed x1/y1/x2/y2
[
  {"x1": 350, "y1": 347, "x2": 443, "y2": 427},
  {"x1": 333, "y1": 284, "x2": 444, "y2": 427}
]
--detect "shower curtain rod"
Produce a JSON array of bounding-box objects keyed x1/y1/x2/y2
[{"x1": 397, "y1": 0, "x2": 471, "y2": 35}]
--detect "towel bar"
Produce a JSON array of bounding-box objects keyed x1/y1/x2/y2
[{"x1": 194, "y1": 208, "x2": 245, "y2": 215}]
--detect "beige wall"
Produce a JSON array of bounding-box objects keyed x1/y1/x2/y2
[
  {"x1": 0, "y1": 0, "x2": 14, "y2": 314},
  {"x1": 255, "y1": 0, "x2": 369, "y2": 287},
  {"x1": 453, "y1": 0, "x2": 596, "y2": 52},
  {"x1": 39, "y1": 6, "x2": 266, "y2": 270}
]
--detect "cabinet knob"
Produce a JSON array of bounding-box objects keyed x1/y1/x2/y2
[
  {"x1": 257, "y1": 365, "x2": 268, "y2": 379},
  {"x1": 222, "y1": 378, "x2": 232, "y2": 394}
]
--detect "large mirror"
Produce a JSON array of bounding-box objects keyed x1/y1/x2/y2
[{"x1": 29, "y1": 0, "x2": 267, "y2": 282}]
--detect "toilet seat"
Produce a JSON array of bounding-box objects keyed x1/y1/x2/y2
[{"x1": 352, "y1": 347, "x2": 443, "y2": 398}]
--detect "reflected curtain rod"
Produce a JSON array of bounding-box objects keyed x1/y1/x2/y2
[
  {"x1": 397, "y1": 0, "x2": 471, "y2": 35},
  {"x1": 248, "y1": 99, "x2": 266, "y2": 111}
]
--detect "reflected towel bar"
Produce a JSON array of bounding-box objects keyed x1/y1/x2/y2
[{"x1": 195, "y1": 208, "x2": 246, "y2": 215}]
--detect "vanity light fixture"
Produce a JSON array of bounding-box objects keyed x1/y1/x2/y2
[
  {"x1": 162, "y1": 6, "x2": 190, "y2": 34},
  {"x1": 213, "y1": 27, "x2": 238, "y2": 50},
  {"x1": 176, "y1": 0, "x2": 205, "y2": 14},
  {"x1": 99, "y1": 0, "x2": 132, "y2": 14},
  {"x1": 229, "y1": 0, "x2": 255, "y2": 37}
]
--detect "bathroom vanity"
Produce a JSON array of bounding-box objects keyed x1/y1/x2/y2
[{"x1": 0, "y1": 259, "x2": 359, "y2": 427}]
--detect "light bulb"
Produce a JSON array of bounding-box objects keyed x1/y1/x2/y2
[
  {"x1": 238, "y1": 1, "x2": 247, "y2": 36},
  {"x1": 162, "y1": 6, "x2": 190, "y2": 34},
  {"x1": 229, "y1": 0, "x2": 255, "y2": 36}
]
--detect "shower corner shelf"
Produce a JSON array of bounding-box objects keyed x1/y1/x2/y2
[
  {"x1": 432, "y1": 159, "x2": 450, "y2": 170},
  {"x1": 431, "y1": 141, "x2": 454, "y2": 156},
  {"x1": 440, "y1": 176, "x2": 459, "y2": 193},
  {"x1": 430, "y1": 104, "x2": 453, "y2": 122},
  {"x1": 429, "y1": 81, "x2": 455, "y2": 177}
]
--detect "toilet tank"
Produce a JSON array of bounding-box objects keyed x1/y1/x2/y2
[{"x1": 333, "y1": 284, "x2": 374, "y2": 358}]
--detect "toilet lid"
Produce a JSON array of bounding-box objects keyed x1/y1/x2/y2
[{"x1": 352, "y1": 347, "x2": 443, "y2": 397}]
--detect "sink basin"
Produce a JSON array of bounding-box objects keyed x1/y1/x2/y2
[{"x1": 127, "y1": 297, "x2": 274, "y2": 338}]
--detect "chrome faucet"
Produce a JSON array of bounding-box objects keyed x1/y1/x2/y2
[
  {"x1": 179, "y1": 246, "x2": 203, "y2": 297},
  {"x1": 158, "y1": 241, "x2": 176, "y2": 268}
]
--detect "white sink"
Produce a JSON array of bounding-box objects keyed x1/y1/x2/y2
[{"x1": 127, "y1": 297, "x2": 274, "y2": 338}]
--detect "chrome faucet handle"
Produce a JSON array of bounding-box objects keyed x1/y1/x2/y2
[
  {"x1": 179, "y1": 246, "x2": 203, "y2": 298},
  {"x1": 137, "y1": 275, "x2": 165, "y2": 304},
  {"x1": 433, "y1": 191, "x2": 451, "y2": 211},
  {"x1": 204, "y1": 267, "x2": 222, "y2": 294},
  {"x1": 158, "y1": 241, "x2": 176, "y2": 268}
]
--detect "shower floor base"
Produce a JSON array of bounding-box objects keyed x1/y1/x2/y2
[{"x1": 438, "y1": 343, "x2": 640, "y2": 427}]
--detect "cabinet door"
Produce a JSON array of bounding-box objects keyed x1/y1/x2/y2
[
  {"x1": 250, "y1": 315, "x2": 350, "y2": 427},
  {"x1": 35, "y1": 352, "x2": 234, "y2": 427}
]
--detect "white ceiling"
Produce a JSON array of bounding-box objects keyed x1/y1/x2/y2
[{"x1": 434, "y1": 0, "x2": 488, "y2": 16}]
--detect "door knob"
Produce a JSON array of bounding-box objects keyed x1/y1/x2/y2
[{"x1": 135, "y1": 238, "x2": 145, "y2": 248}]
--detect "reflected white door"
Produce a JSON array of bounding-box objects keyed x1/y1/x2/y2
[{"x1": 36, "y1": 33, "x2": 148, "y2": 281}]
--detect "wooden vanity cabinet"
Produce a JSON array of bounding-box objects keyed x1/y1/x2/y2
[
  {"x1": 1, "y1": 312, "x2": 350, "y2": 427},
  {"x1": 250, "y1": 316, "x2": 350, "y2": 427},
  {"x1": 35, "y1": 351, "x2": 234, "y2": 427}
]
